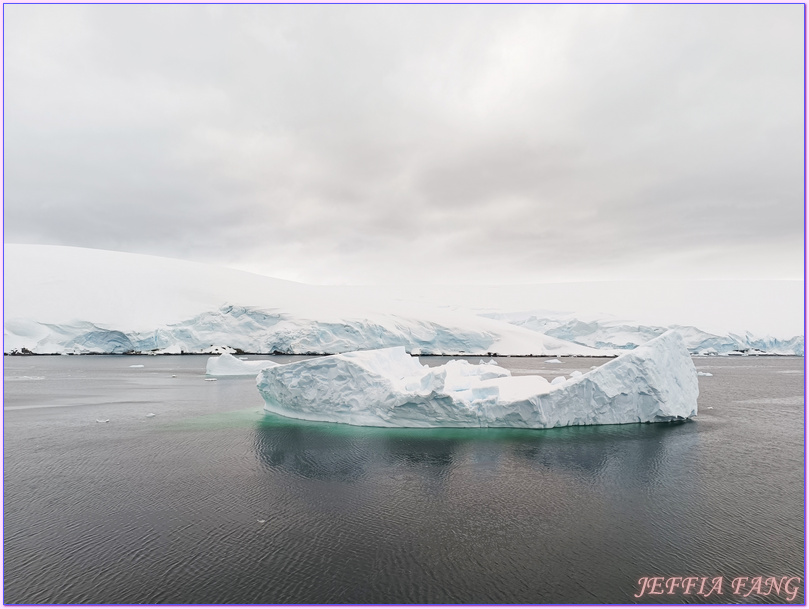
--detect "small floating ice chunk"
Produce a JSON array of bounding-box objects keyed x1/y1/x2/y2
[
  {"x1": 146, "y1": 413, "x2": 156, "y2": 418},
  {"x1": 171, "y1": 375, "x2": 176, "y2": 378},
  {"x1": 205, "y1": 378, "x2": 218, "y2": 382},
  {"x1": 697, "y1": 371, "x2": 713, "y2": 377},
  {"x1": 257, "y1": 519, "x2": 266, "y2": 524},
  {"x1": 129, "y1": 364, "x2": 144, "y2": 368},
  {"x1": 96, "y1": 418, "x2": 109, "y2": 423},
  {"x1": 570, "y1": 370, "x2": 582, "y2": 378},
  {"x1": 545, "y1": 358, "x2": 561, "y2": 363},
  {"x1": 550, "y1": 376, "x2": 567, "y2": 385},
  {"x1": 206, "y1": 353, "x2": 280, "y2": 376}
]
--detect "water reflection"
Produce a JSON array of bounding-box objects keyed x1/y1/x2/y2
[
  {"x1": 253, "y1": 422, "x2": 370, "y2": 482},
  {"x1": 252, "y1": 412, "x2": 698, "y2": 493},
  {"x1": 383, "y1": 438, "x2": 456, "y2": 468},
  {"x1": 510, "y1": 420, "x2": 698, "y2": 487},
  {"x1": 4, "y1": 355, "x2": 802, "y2": 604}
]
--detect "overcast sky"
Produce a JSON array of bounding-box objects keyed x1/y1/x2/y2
[{"x1": 4, "y1": 4, "x2": 804, "y2": 285}]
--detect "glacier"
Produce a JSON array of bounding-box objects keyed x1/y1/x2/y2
[
  {"x1": 7, "y1": 303, "x2": 801, "y2": 357},
  {"x1": 3, "y1": 245, "x2": 802, "y2": 357},
  {"x1": 3, "y1": 244, "x2": 606, "y2": 357},
  {"x1": 4, "y1": 304, "x2": 605, "y2": 357},
  {"x1": 256, "y1": 330, "x2": 699, "y2": 429},
  {"x1": 482, "y1": 312, "x2": 805, "y2": 356}
]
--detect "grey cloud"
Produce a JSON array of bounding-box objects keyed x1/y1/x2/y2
[{"x1": 3, "y1": 4, "x2": 803, "y2": 284}]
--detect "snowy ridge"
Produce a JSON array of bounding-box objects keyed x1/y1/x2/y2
[
  {"x1": 256, "y1": 331, "x2": 699, "y2": 429},
  {"x1": 483, "y1": 312, "x2": 805, "y2": 356},
  {"x1": 3, "y1": 245, "x2": 802, "y2": 356},
  {"x1": 2, "y1": 244, "x2": 604, "y2": 356},
  {"x1": 5, "y1": 304, "x2": 604, "y2": 356}
]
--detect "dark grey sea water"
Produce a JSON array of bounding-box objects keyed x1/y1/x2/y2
[{"x1": 3, "y1": 354, "x2": 805, "y2": 604}]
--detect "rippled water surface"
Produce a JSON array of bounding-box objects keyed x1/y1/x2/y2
[{"x1": 3, "y1": 355, "x2": 805, "y2": 604}]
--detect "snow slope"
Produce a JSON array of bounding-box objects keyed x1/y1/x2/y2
[
  {"x1": 256, "y1": 331, "x2": 698, "y2": 428},
  {"x1": 355, "y1": 280, "x2": 804, "y2": 339},
  {"x1": 484, "y1": 312, "x2": 804, "y2": 356},
  {"x1": 4, "y1": 244, "x2": 802, "y2": 356},
  {"x1": 3, "y1": 244, "x2": 604, "y2": 356}
]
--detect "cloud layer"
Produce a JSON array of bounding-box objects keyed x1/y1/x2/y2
[{"x1": 4, "y1": 4, "x2": 804, "y2": 284}]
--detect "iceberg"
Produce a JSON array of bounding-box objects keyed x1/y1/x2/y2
[
  {"x1": 257, "y1": 330, "x2": 698, "y2": 429},
  {"x1": 206, "y1": 352, "x2": 280, "y2": 376}
]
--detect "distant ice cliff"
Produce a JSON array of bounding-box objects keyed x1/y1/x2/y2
[
  {"x1": 3, "y1": 244, "x2": 801, "y2": 356},
  {"x1": 481, "y1": 313, "x2": 804, "y2": 356}
]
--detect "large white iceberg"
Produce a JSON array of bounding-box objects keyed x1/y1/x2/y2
[
  {"x1": 257, "y1": 330, "x2": 699, "y2": 428},
  {"x1": 206, "y1": 353, "x2": 280, "y2": 376}
]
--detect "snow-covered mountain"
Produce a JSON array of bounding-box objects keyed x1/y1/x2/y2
[
  {"x1": 2, "y1": 245, "x2": 605, "y2": 356},
  {"x1": 3, "y1": 244, "x2": 803, "y2": 356},
  {"x1": 4, "y1": 304, "x2": 608, "y2": 357},
  {"x1": 483, "y1": 312, "x2": 804, "y2": 356}
]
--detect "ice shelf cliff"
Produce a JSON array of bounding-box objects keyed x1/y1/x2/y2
[
  {"x1": 482, "y1": 312, "x2": 805, "y2": 356},
  {"x1": 4, "y1": 245, "x2": 801, "y2": 356},
  {"x1": 256, "y1": 330, "x2": 699, "y2": 429}
]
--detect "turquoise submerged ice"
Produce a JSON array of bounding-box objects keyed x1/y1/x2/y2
[{"x1": 257, "y1": 330, "x2": 699, "y2": 429}]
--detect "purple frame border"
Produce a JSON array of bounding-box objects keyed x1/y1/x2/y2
[{"x1": 1, "y1": 2, "x2": 806, "y2": 607}]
